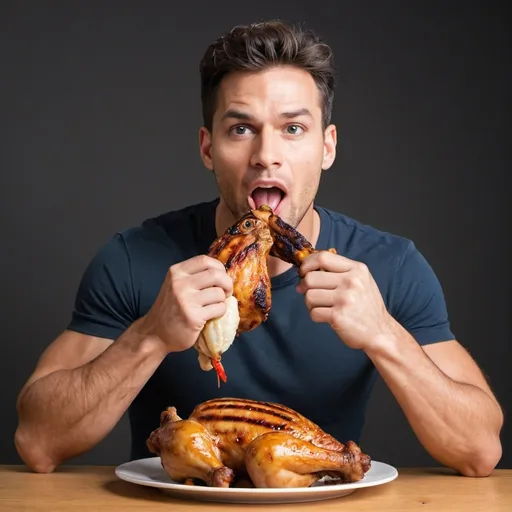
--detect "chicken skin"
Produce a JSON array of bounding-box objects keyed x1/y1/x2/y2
[
  {"x1": 146, "y1": 398, "x2": 371, "y2": 488},
  {"x1": 251, "y1": 204, "x2": 337, "y2": 266},
  {"x1": 194, "y1": 212, "x2": 274, "y2": 383},
  {"x1": 195, "y1": 205, "x2": 336, "y2": 384},
  {"x1": 245, "y1": 433, "x2": 368, "y2": 488},
  {"x1": 146, "y1": 406, "x2": 235, "y2": 487}
]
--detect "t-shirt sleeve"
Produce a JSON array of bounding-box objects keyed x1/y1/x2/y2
[
  {"x1": 67, "y1": 233, "x2": 137, "y2": 340},
  {"x1": 390, "y1": 241, "x2": 455, "y2": 345}
]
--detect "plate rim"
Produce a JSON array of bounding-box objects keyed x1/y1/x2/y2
[{"x1": 114, "y1": 456, "x2": 399, "y2": 494}]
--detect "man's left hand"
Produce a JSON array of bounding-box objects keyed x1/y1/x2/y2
[{"x1": 296, "y1": 250, "x2": 396, "y2": 351}]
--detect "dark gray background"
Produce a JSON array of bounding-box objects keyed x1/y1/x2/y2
[{"x1": 1, "y1": 2, "x2": 510, "y2": 469}]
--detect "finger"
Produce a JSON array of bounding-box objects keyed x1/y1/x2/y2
[
  {"x1": 196, "y1": 287, "x2": 228, "y2": 306},
  {"x1": 304, "y1": 289, "x2": 334, "y2": 310},
  {"x1": 296, "y1": 271, "x2": 337, "y2": 293},
  {"x1": 201, "y1": 302, "x2": 228, "y2": 322},
  {"x1": 176, "y1": 255, "x2": 227, "y2": 276},
  {"x1": 309, "y1": 307, "x2": 332, "y2": 324},
  {"x1": 299, "y1": 251, "x2": 355, "y2": 277},
  {"x1": 190, "y1": 268, "x2": 234, "y2": 296}
]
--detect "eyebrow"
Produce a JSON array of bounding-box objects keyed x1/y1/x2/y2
[{"x1": 220, "y1": 108, "x2": 313, "y2": 122}]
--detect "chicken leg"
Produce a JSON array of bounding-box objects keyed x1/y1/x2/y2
[
  {"x1": 194, "y1": 210, "x2": 274, "y2": 384},
  {"x1": 244, "y1": 432, "x2": 369, "y2": 488},
  {"x1": 146, "y1": 407, "x2": 235, "y2": 487}
]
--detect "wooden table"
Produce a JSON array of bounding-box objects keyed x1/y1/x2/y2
[{"x1": 1, "y1": 465, "x2": 510, "y2": 511}]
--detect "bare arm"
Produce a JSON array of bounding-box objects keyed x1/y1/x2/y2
[
  {"x1": 297, "y1": 250, "x2": 503, "y2": 477},
  {"x1": 15, "y1": 322, "x2": 167, "y2": 473},
  {"x1": 366, "y1": 330, "x2": 503, "y2": 477},
  {"x1": 15, "y1": 254, "x2": 234, "y2": 473}
]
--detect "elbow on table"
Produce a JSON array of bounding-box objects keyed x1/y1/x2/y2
[
  {"x1": 14, "y1": 427, "x2": 59, "y2": 474},
  {"x1": 457, "y1": 440, "x2": 503, "y2": 478}
]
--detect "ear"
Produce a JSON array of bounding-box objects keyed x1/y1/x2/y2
[
  {"x1": 321, "y1": 124, "x2": 337, "y2": 170},
  {"x1": 199, "y1": 126, "x2": 214, "y2": 170}
]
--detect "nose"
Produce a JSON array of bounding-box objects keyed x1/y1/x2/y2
[{"x1": 249, "y1": 127, "x2": 283, "y2": 170}]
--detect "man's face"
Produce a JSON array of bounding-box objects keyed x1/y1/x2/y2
[{"x1": 199, "y1": 66, "x2": 336, "y2": 228}]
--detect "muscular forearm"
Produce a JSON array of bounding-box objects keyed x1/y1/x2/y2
[
  {"x1": 15, "y1": 320, "x2": 167, "y2": 472},
  {"x1": 366, "y1": 324, "x2": 503, "y2": 477}
]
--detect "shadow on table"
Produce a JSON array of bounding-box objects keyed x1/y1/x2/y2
[
  {"x1": 102, "y1": 479, "x2": 173, "y2": 504},
  {"x1": 101, "y1": 478, "x2": 395, "y2": 508}
]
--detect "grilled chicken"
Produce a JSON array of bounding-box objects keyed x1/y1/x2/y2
[
  {"x1": 195, "y1": 205, "x2": 336, "y2": 384},
  {"x1": 252, "y1": 204, "x2": 337, "y2": 266},
  {"x1": 146, "y1": 406, "x2": 235, "y2": 487},
  {"x1": 147, "y1": 398, "x2": 371, "y2": 488},
  {"x1": 245, "y1": 433, "x2": 368, "y2": 488},
  {"x1": 194, "y1": 211, "x2": 274, "y2": 384}
]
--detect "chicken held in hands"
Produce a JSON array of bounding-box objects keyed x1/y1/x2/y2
[
  {"x1": 194, "y1": 211, "x2": 274, "y2": 384},
  {"x1": 146, "y1": 397, "x2": 371, "y2": 488},
  {"x1": 195, "y1": 205, "x2": 337, "y2": 384}
]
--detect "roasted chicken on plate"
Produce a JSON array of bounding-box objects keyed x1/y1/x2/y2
[
  {"x1": 146, "y1": 397, "x2": 371, "y2": 488},
  {"x1": 195, "y1": 205, "x2": 336, "y2": 384}
]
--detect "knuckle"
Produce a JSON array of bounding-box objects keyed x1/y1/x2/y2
[
  {"x1": 317, "y1": 251, "x2": 328, "y2": 266},
  {"x1": 346, "y1": 291, "x2": 357, "y2": 305},
  {"x1": 222, "y1": 273, "x2": 234, "y2": 290},
  {"x1": 303, "y1": 273, "x2": 314, "y2": 288},
  {"x1": 199, "y1": 254, "x2": 212, "y2": 266},
  {"x1": 215, "y1": 287, "x2": 226, "y2": 301},
  {"x1": 206, "y1": 255, "x2": 224, "y2": 270},
  {"x1": 210, "y1": 302, "x2": 226, "y2": 320},
  {"x1": 346, "y1": 275, "x2": 361, "y2": 289},
  {"x1": 357, "y1": 261, "x2": 368, "y2": 273}
]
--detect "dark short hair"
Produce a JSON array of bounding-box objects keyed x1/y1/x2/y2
[{"x1": 199, "y1": 20, "x2": 336, "y2": 131}]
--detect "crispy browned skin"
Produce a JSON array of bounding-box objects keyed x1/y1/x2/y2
[
  {"x1": 251, "y1": 205, "x2": 336, "y2": 266},
  {"x1": 207, "y1": 211, "x2": 274, "y2": 333},
  {"x1": 245, "y1": 433, "x2": 368, "y2": 487},
  {"x1": 205, "y1": 205, "x2": 334, "y2": 338},
  {"x1": 147, "y1": 398, "x2": 371, "y2": 488},
  {"x1": 146, "y1": 407, "x2": 235, "y2": 487}
]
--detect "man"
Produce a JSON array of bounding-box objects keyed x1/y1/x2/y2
[{"x1": 15, "y1": 20, "x2": 502, "y2": 476}]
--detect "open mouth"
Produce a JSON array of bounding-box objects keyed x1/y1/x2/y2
[{"x1": 248, "y1": 186, "x2": 286, "y2": 213}]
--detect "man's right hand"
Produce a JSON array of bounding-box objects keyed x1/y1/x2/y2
[{"x1": 139, "y1": 255, "x2": 234, "y2": 353}]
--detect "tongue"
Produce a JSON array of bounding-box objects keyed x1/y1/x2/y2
[{"x1": 252, "y1": 187, "x2": 282, "y2": 211}]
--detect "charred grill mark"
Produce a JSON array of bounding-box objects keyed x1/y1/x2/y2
[
  {"x1": 199, "y1": 403, "x2": 293, "y2": 422},
  {"x1": 200, "y1": 398, "x2": 301, "y2": 418},
  {"x1": 273, "y1": 217, "x2": 311, "y2": 245},
  {"x1": 197, "y1": 414, "x2": 289, "y2": 431},
  {"x1": 270, "y1": 235, "x2": 302, "y2": 265},
  {"x1": 226, "y1": 225, "x2": 241, "y2": 236},
  {"x1": 252, "y1": 280, "x2": 269, "y2": 312},
  {"x1": 207, "y1": 235, "x2": 230, "y2": 258},
  {"x1": 224, "y1": 241, "x2": 258, "y2": 270}
]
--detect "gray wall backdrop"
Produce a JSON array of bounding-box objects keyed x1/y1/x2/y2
[{"x1": 1, "y1": 2, "x2": 510, "y2": 468}]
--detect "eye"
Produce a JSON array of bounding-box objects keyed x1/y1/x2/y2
[
  {"x1": 244, "y1": 220, "x2": 253, "y2": 228},
  {"x1": 285, "y1": 124, "x2": 304, "y2": 135},
  {"x1": 230, "y1": 125, "x2": 254, "y2": 136}
]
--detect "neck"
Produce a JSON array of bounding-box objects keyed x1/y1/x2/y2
[{"x1": 214, "y1": 200, "x2": 321, "y2": 278}]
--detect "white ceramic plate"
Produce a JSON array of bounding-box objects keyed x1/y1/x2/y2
[{"x1": 115, "y1": 457, "x2": 398, "y2": 504}]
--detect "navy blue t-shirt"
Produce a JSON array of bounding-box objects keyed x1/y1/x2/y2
[{"x1": 68, "y1": 198, "x2": 455, "y2": 460}]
